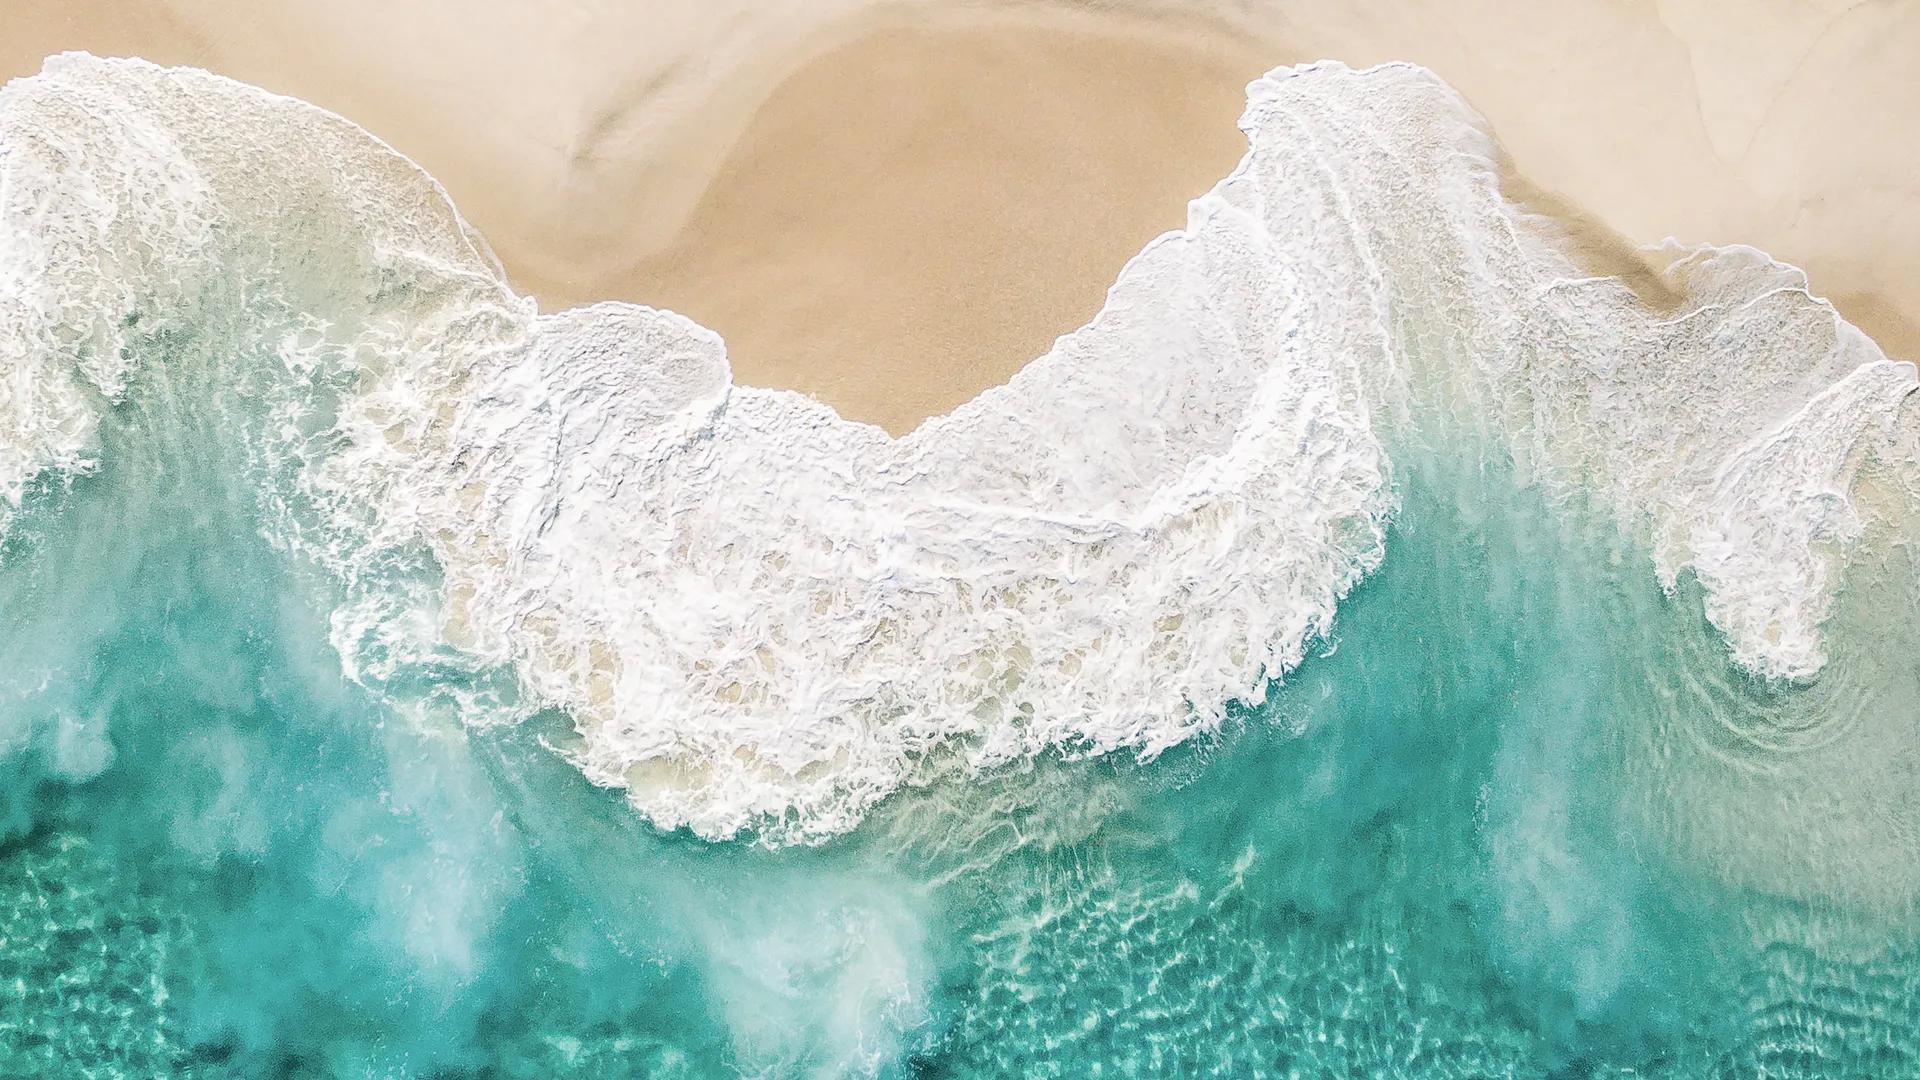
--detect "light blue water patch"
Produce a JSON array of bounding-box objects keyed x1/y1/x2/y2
[
  {"x1": 2, "y1": 415, "x2": 1916, "y2": 1078},
  {"x1": 5, "y1": 52, "x2": 1919, "y2": 1080}
]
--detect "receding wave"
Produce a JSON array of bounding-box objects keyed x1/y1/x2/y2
[{"x1": 1, "y1": 53, "x2": 1912, "y2": 844}]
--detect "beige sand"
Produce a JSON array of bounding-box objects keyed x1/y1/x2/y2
[
  {"x1": 612, "y1": 15, "x2": 1271, "y2": 431},
  {"x1": 5, "y1": 0, "x2": 1918, "y2": 434}
]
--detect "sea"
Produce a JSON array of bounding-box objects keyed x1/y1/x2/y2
[{"x1": 1, "y1": 53, "x2": 1917, "y2": 1077}]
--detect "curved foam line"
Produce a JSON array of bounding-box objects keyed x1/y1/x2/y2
[{"x1": 0, "y1": 54, "x2": 1912, "y2": 844}]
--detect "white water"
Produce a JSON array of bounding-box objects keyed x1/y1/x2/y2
[{"x1": 0, "y1": 54, "x2": 1912, "y2": 843}]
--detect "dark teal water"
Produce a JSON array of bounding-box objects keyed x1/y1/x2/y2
[{"x1": 4, "y1": 413, "x2": 1916, "y2": 1079}]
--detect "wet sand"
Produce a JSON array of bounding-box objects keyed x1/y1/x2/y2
[
  {"x1": 608, "y1": 14, "x2": 1271, "y2": 432},
  {"x1": 5, "y1": 0, "x2": 1916, "y2": 433}
]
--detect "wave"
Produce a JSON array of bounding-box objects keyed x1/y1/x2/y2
[{"x1": 1, "y1": 53, "x2": 1913, "y2": 843}]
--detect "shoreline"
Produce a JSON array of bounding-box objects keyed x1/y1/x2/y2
[
  {"x1": 4, "y1": 1, "x2": 1915, "y2": 433},
  {"x1": 604, "y1": 11, "x2": 1275, "y2": 433}
]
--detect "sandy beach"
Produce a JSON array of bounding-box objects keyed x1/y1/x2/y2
[
  {"x1": 616, "y1": 14, "x2": 1271, "y2": 431},
  {"x1": 7, "y1": 0, "x2": 1918, "y2": 432}
]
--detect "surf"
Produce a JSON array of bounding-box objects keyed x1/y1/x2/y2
[
  {"x1": 1, "y1": 53, "x2": 1914, "y2": 846},
  {"x1": 4, "y1": 48, "x2": 1920, "y2": 1078}
]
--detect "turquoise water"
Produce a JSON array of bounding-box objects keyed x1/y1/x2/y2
[
  {"x1": 4, "y1": 53, "x2": 1920, "y2": 1080},
  {"x1": 4, "y1": 414, "x2": 1917, "y2": 1077}
]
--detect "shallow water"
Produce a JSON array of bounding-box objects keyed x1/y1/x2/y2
[
  {"x1": 2, "y1": 54, "x2": 1919, "y2": 1078},
  {"x1": 4, "y1": 432, "x2": 1918, "y2": 1077}
]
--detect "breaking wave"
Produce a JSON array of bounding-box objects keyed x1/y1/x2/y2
[{"x1": 1, "y1": 52, "x2": 1913, "y2": 844}]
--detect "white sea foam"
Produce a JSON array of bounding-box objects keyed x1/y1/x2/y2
[{"x1": 0, "y1": 54, "x2": 1911, "y2": 842}]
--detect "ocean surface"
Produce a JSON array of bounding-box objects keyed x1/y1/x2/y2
[{"x1": 2, "y1": 53, "x2": 1919, "y2": 1078}]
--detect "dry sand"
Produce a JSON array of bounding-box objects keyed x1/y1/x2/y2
[
  {"x1": 612, "y1": 15, "x2": 1271, "y2": 431},
  {"x1": 5, "y1": 0, "x2": 1918, "y2": 433}
]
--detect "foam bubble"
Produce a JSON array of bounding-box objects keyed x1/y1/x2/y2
[{"x1": 0, "y1": 55, "x2": 1911, "y2": 845}]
